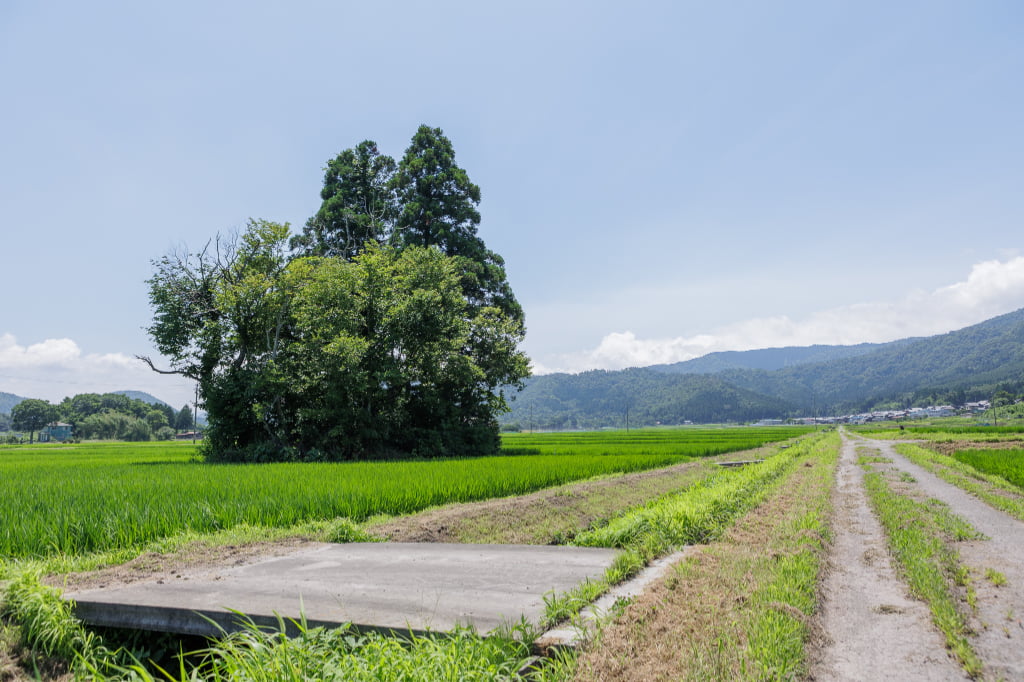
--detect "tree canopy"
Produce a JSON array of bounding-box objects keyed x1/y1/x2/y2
[
  {"x1": 11, "y1": 399, "x2": 57, "y2": 443},
  {"x1": 144, "y1": 126, "x2": 529, "y2": 461},
  {"x1": 291, "y1": 140, "x2": 397, "y2": 259}
]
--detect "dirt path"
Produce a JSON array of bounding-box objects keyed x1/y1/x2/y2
[
  {"x1": 808, "y1": 432, "x2": 968, "y2": 680},
  {"x1": 874, "y1": 437, "x2": 1024, "y2": 681}
]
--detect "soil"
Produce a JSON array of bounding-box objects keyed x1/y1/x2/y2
[
  {"x1": 807, "y1": 432, "x2": 969, "y2": 680},
  {"x1": 45, "y1": 538, "x2": 316, "y2": 593},
  {"x1": 870, "y1": 437, "x2": 1024, "y2": 681}
]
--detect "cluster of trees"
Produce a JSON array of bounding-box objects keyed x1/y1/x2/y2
[
  {"x1": 5, "y1": 393, "x2": 194, "y2": 443},
  {"x1": 143, "y1": 126, "x2": 529, "y2": 462}
]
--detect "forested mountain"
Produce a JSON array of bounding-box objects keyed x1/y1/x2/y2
[
  {"x1": 718, "y1": 308, "x2": 1024, "y2": 413},
  {"x1": 503, "y1": 308, "x2": 1024, "y2": 428},
  {"x1": 648, "y1": 341, "x2": 914, "y2": 374},
  {"x1": 112, "y1": 390, "x2": 172, "y2": 408},
  {"x1": 0, "y1": 392, "x2": 27, "y2": 415},
  {"x1": 504, "y1": 369, "x2": 795, "y2": 431}
]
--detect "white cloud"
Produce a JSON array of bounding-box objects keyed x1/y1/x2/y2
[
  {"x1": 535, "y1": 256, "x2": 1024, "y2": 374},
  {"x1": 0, "y1": 334, "x2": 194, "y2": 407}
]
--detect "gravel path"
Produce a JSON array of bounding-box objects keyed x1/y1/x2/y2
[
  {"x1": 808, "y1": 432, "x2": 968, "y2": 681},
  {"x1": 875, "y1": 437, "x2": 1024, "y2": 681}
]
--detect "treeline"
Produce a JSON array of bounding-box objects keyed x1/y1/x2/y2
[{"x1": 3, "y1": 393, "x2": 194, "y2": 443}]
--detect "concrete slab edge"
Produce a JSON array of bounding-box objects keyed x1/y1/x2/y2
[
  {"x1": 531, "y1": 547, "x2": 693, "y2": 656},
  {"x1": 71, "y1": 599, "x2": 444, "y2": 640}
]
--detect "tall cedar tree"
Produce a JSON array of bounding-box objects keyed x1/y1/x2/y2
[
  {"x1": 291, "y1": 140, "x2": 397, "y2": 259},
  {"x1": 393, "y1": 125, "x2": 523, "y2": 324}
]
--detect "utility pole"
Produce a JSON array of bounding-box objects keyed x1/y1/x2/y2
[{"x1": 193, "y1": 383, "x2": 199, "y2": 444}]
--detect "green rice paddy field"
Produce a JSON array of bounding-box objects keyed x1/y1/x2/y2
[
  {"x1": 0, "y1": 427, "x2": 811, "y2": 561},
  {"x1": 952, "y1": 448, "x2": 1024, "y2": 489}
]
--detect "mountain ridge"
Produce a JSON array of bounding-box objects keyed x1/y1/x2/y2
[{"x1": 504, "y1": 308, "x2": 1024, "y2": 429}]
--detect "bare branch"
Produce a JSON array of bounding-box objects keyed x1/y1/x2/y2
[{"x1": 136, "y1": 355, "x2": 189, "y2": 376}]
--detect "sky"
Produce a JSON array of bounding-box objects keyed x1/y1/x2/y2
[{"x1": 2, "y1": 1, "x2": 1023, "y2": 409}]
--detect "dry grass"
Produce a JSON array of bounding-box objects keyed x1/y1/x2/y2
[
  {"x1": 571, "y1": 447, "x2": 836, "y2": 681},
  {"x1": 0, "y1": 621, "x2": 71, "y2": 682},
  {"x1": 366, "y1": 455, "x2": 744, "y2": 544}
]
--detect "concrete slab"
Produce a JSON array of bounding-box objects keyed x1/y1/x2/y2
[{"x1": 65, "y1": 543, "x2": 619, "y2": 637}]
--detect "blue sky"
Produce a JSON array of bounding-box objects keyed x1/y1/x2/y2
[{"x1": 2, "y1": 1, "x2": 1023, "y2": 409}]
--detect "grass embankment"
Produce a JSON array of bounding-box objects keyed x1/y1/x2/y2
[
  {"x1": 366, "y1": 457, "x2": 727, "y2": 545},
  {"x1": 894, "y1": 443, "x2": 1024, "y2": 522},
  {"x1": 537, "y1": 434, "x2": 826, "y2": 630},
  {"x1": 550, "y1": 431, "x2": 839, "y2": 680},
  {"x1": 858, "y1": 447, "x2": 985, "y2": 678}
]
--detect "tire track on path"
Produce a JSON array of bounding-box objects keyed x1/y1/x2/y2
[
  {"x1": 809, "y1": 431, "x2": 967, "y2": 681},
  {"x1": 873, "y1": 437, "x2": 1024, "y2": 681}
]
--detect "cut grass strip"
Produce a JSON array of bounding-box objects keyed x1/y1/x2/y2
[
  {"x1": 565, "y1": 431, "x2": 838, "y2": 680},
  {"x1": 860, "y1": 464, "x2": 983, "y2": 677},
  {"x1": 895, "y1": 443, "x2": 1024, "y2": 522},
  {"x1": 538, "y1": 438, "x2": 824, "y2": 628}
]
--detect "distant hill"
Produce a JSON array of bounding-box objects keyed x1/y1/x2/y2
[
  {"x1": 505, "y1": 369, "x2": 795, "y2": 431},
  {"x1": 111, "y1": 390, "x2": 172, "y2": 408},
  {"x1": 718, "y1": 307, "x2": 1024, "y2": 413},
  {"x1": 648, "y1": 341, "x2": 915, "y2": 374},
  {"x1": 503, "y1": 308, "x2": 1024, "y2": 428},
  {"x1": 0, "y1": 392, "x2": 28, "y2": 414}
]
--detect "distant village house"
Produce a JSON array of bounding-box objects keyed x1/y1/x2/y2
[{"x1": 38, "y1": 422, "x2": 73, "y2": 442}]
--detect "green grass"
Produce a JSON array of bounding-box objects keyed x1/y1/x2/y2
[
  {"x1": 860, "y1": 464, "x2": 983, "y2": 677},
  {"x1": 112, "y1": 618, "x2": 537, "y2": 682},
  {"x1": 0, "y1": 431, "x2": 807, "y2": 561},
  {"x1": 564, "y1": 431, "x2": 839, "y2": 681},
  {"x1": 952, "y1": 448, "x2": 1024, "y2": 489},
  {"x1": 539, "y1": 432, "x2": 831, "y2": 628},
  {"x1": 894, "y1": 443, "x2": 1024, "y2": 522},
  {"x1": 503, "y1": 426, "x2": 811, "y2": 457}
]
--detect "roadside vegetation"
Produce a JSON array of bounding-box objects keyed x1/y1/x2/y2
[
  {"x1": 0, "y1": 429, "x2": 803, "y2": 563},
  {"x1": 893, "y1": 442, "x2": 1024, "y2": 523},
  {"x1": 1, "y1": 428, "x2": 816, "y2": 680},
  {"x1": 565, "y1": 431, "x2": 838, "y2": 680},
  {"x1": 857, "y1": 446, "x2": 986, "y2": 677}
]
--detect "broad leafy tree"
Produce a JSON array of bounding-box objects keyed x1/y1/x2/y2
[
  {"x1": 143, "y1": 126, "x2": 530, "y2": 462},
  {"x1": 11, "y1": 399, "x2": 57, "y2": 443},
  {"x1": 142, "y1": 219, "x2": 293, "y2": 457},
  {"x1": 144, "y1": 226, "x2": 528, "y2": 461}
]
